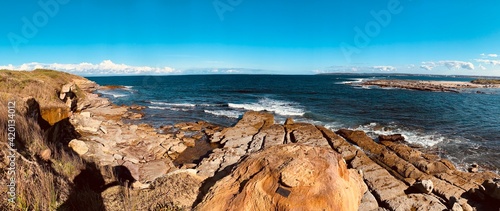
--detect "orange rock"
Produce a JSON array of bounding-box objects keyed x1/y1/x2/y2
[{"x1": 195, "y1": 144, "x2": 366, "y2": 211}]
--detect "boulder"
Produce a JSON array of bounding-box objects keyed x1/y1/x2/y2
[
  {"x1": 195, "y1": 144, "x2": 366, "y2": 211},
  {"x1": 68, "y1": 139, "x2": 89, "y2": 155},
  {"x1": 378, "y1": 134, "x2": 405, "y2": 142},
  {"x1": 71, "y1": 114, "x2": 103, "y2": 133},
  {"x1": 412, "y1": 179, "x2": 433, "y2": 194},
  {"x1": 482, "y1": 178, "x2": 500, "y2": 200}
]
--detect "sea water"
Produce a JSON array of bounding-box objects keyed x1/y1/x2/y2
[{"x1": 88, "y1": 74, "x2": 500, "y2": 172}]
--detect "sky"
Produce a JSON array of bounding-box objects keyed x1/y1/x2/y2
[{"x1": 0, "y1": 0, "x2": 499, "y2": 76}]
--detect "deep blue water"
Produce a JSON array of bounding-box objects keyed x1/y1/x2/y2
[{"x1": 88, "y1": 74, "x2": 500, "y2": 171}]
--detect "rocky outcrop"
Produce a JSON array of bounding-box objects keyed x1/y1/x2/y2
[
  {"x1": 195, "y1": 144, "x2": 366, "y2": 211},
  {"x1": 197, "y1": 111, "x2": 276, "y2": 178},
  {"x1": 360, "y1": 79, "x2": 500, "y2": 93},
  {"x1": 378, "y1": 134, "x2": 405, "y2": 142},
  {"x1": 336, "y1": 129, "x2": 499, "y2": 210}
]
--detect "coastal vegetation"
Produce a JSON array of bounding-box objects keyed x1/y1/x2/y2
[
  {"x1": 471, "y1": 79, "x2": 500, "y2": 84},
  {"x1": 0, "y1": 69, "x2": 87, "y2": 108}
]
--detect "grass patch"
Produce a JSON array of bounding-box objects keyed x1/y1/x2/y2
[
  {"x1": 0, "y1": 69, "x2": 86, "y2": 109},
  {"x1": 471, "y1": 79, "x2": 500, "y2": 84}
]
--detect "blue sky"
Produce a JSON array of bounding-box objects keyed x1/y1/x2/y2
[{"x1": 1, "y1": 0, "x2": 499, "y2": 75}]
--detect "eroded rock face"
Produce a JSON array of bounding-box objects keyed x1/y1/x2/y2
[{"x1": 195, "y1": 144, "x2": 366, "y2": 211}]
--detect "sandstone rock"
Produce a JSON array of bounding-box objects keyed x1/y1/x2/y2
[
  {"x1": 123, "y1": 112, "x2": 144, "y2": 120},
  {"x1": 195, "y1": 144, "x2": 366, "y2": 211},
  {"x1": 482, "y1": 178, "x2": 500, "y2": 200},
  {"x1": 337, "y1": 129, "x2": 385, "y2": 154},
  {"x1": 359, "y1": 191, "x2": 379, "y2": 211},
  {"x1": 284, "y1": 117, "x2": 294, "y2": 125},
  {"x1": 139, "y1": 159, "x2": 174, "y2": 182},
  {"x1": 219, "y1": 111, "x2": 274, "y2": 145},
  {"x1": 72, "y1": 114, "x2": 103, "y2": 133},
  {"x1": 170, "y1": 143, "x2": 188, "y2": 154},
  {"x1": 61, "y1": 83, "x2": 74, "y2": 93},
  {"x1": 137, "y1": 169, "x2": 204, "y2": 210},
  {"x1": 124, "y1": 156, "x2": 140, "y2": 164},
  {"x1": 131, "y1": 181, "x2": 151, "y2": 190},
  {"x1": 129, "y1": 104, "x2": 146, "y2": 110},
  {"x1": 450, "y1": 202, "x2": 463, "y2": 211},
  {"x1": 80, "y1": 111, "x2": 92, "y2": 118},
  {"x1": 413, "y1": 179, "x2": 433, "y2": 194},
  {"x1": 285, "y1": 123, "x2": 329, "y2": 147},
  {"x1": 68, "y1": 139, "x2": 89, "y2": 155},
  {"x1": 257, "y1": 124, "x2": 286, "y2": 149},
  {"x1": 378, "y1": 134, "x2": 405, "y2": 142},
  {"x1": 349, "y1": 152, "x2": 408, "y2": 202},
  {"x1": 59, "y1": 92, "x2": 66, "y2": 100},
  {"x1": 468, "y1": 164, "x2": 479, "y2": 173},
  {"x1": 384, "y1": 194, "x2": 447, "y2": 211},
  {"x1": 183, "y1": 137, "x2": 196, "y2": 147},
  {"x1": 113, "y1": 154, "x2": 123, "y2": 160}
]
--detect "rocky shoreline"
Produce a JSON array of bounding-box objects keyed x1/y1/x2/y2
[
  {"x1": 2, "y1": 71, "x2": 500, "y2": 210},
  {"x1": 360, "y1": 79, "x2": 500, "y2": 93}
]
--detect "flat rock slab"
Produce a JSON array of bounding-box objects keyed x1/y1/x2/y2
[
  {"x1": 385, "y1": 194, "x2": 447, "y2": 211},
  {"x1": 195, "y1": 144, "x2": 366, "y2": 211}
]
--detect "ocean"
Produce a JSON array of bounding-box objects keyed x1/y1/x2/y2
[{"x1": 88, "y1": 74, "x2": 500, "y2": 172}]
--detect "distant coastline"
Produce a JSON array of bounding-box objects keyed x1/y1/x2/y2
[{"x1": 359, "y1": 79, "x2": 500, "y2": 93}]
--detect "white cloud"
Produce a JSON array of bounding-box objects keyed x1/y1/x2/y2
[
  {"x1": 372, "y1": 66, "x2": 396, "y2": 72},
  {"x1": 481, "y1": 53, "x2": 498, "y2": 58},
  {"x1": 475, "y1": 59, "x2": 500, "y2": 66},
  {"x1": 0, "y1": 60, "x2": 178, "y2": 75},
  {"x1": 479, "y1": 64, "x2": 486, "y2": 70},
  {"x1": 315, "y1": 65, "x2": 397, "y2": 74},
  {"x1": 420, "y1": 60, "x2": 475, "y2": 71},
  {"x1": 420, "y1": 64, "x2": 434, "y2": 71}
]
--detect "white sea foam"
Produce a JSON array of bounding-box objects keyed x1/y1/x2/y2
[
  {"x1": 149, "y1": 106, "x2": 190, "y2": 111},
  {"x1": 150, "y1": 101, "x2": 196, "y2": 107},
  {"x1": 354, "y1": 122, "x2": 445, "y2": 147},
  {"x1": 336, "y1": 78, "x2": 366, "y2": 85},
  {"x1": 204, "y1": 110, "x2": 243, "y2": 119},
  {"x1": 97, "y1": 90, "x2": 128, "y2": 98},
  {"x1": 228, "y1": 98, "x2": 305, "y2": 116}
]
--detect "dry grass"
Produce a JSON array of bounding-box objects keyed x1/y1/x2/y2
[
  {"x1": 0, "y1": 69, "x2": 86, "y2": 108},
  {"x1": 0, "y1": 100, "x2": 62, "y2": 210},
  {"x1": 0, "y1": 97, "x2": 98, "y2": 210}
]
